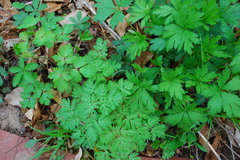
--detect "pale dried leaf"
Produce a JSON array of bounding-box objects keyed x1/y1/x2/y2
[
  {"x1": 74, "y1": 147, "x2": 83, "y2": 160},
  {"x1": 4, "y1": 87, "x2": 23, "y2": 107},
  {"x1": 235, "y1": 129, "x2": 240, "y2": 147},
  {"x1": 59, "y1": 10, "x2": 87, "y2": 26},
  {"x1": 44, "y1": 2, "x2": 62, "y2": 12},
  {"x1": 116, "y1": 14, "x2": 130, "y2": 36},
  {"x1": 0, "y1": 0, "x2": 11, "y2": 10},
  {"x1": 25, "y1": 109, "x2": 34, "y2": 120},
  {"x1": 3, "y1": 38, "x2": 21, "y2": 51}
]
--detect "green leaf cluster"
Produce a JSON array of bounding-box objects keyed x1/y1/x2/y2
[{"x1": 10, "y1": 0, "x2": 240, "y2": 159}]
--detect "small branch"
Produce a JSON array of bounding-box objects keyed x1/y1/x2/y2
[
  {"x1": 80, "y1": 0, "x2": 121, "y2": 40},
  {"x1": 197, "y1": 131, "x2": 222, "y2": 160}
]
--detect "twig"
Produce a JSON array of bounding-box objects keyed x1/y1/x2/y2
[
  {"x1": 197, "y1": 131, "x2": 222, "y2": 160},
  {"x1": 80, "y1": 0, "x2": 121, "y2": 40},
  {"x1": 224, "y1": 142, "x2": 240, "y2": 159}
]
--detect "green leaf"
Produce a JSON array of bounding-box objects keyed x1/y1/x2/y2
[
  {"x1": 163, "y1": 24, "x2": 199, "y2": 54},
  {"x1": 149, "y1": 38, "x2": 166, "y2": 52},
  {"x1": 25, "y1": 63, "x2": 38, "y2": 71},
  {"x1": 128, "y1": 0, "x2": 154, "y2": 28},
  {"x1": 223, "y1": 76, "x2": 240, "y2": 91},
  {"x1": 25, "y1": 139, "x2": 38, "y2": 148},
  {"x1": 80, "y1": 65, "x2": 97, "y2": 78},
  {"x1": 48, "y1": 67, "x2": 71, "y2": 92},
  {"x1": 52, "y1": 44, "x2": 74, "y2": 66},
  {"x1": 165, "y1": 103, "x2": 208, "y2": 130},
  {"x1": 220, "y1": 0, "x2": 240, "y2": 27},
  {"x1": 0, "y1": 36, "x2": 3, "y2": 45},
  {"x1": 123, "y1": 30, "x2": 149, "y2": 60},
  {"x1": 12, "y1": 2, "x2": 26, "y2": 9},
  {"x1": 12, "y1": 72, "x2": 23, "y2": 87},
  {"x1": 159, "y1": 67, "x2": 185, "y2": 100},
  {"x1": 70, "y1": 11, "x2": 91, "y2": 31},
  {"x1": 18, "y1": 15, "x2": 40, "y2": 29},
  {"x1": 33, "y1": 27, "x2": 55, "y2": 48},
  {"x1": 94, "y1": 0, "x2": 133, "y2": 28}
]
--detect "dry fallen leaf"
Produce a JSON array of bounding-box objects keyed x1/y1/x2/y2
[
  {"x1": 4, "y1": 87, "x2": 23, "y2": 107},
  {"x1": 135, "y1": 51, "x2": 154, "y2": 67},
  {"x1": 74, "y1": 147, "x2": 83, "y2": 160},
  {"x1": 235, "y1": 129, "x2": 240, "y2": 147},
  {"x1": 199, "y1": 123, "x2": 211, "y2": 151},
  {"x1": 43, "y1": 2, "x2": 62, "y2": 12},
  {"x1": 116, "y1": 14, "x2": 130, "y2": 36},
  {"x1": 204, "y1": 134, "x2": 221, "y2": 160},
  {"x1": 32, "y1": 102, "x2": 42, "y2": 123},
  {"x1": 0, "y1": 0, "x2": 11, "y2": 10},
  {"x1": 59, "y1": 10, "x2": 87, "y2": 26},
  {"x1": 25, "y1": 109, "x2": 34, "y2": 121},
  {"x1": 3, "y1": 38, "x2": 20, "y2": 51}
]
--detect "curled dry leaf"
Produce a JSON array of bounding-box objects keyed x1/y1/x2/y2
[
  {"x1": 115, "y1": 13, "x2": 130, "y2": 37},
  {"x1": 25, "y1": 109, "x2": 34, "y2": 121},
  {"x1": 0, "y1": 0, "x2": 11, "y2": 10},
  {"x1": 43, "y1": 2, "x2": 62, "y2": 12},
  {"x1": 74, "y1": 147, "x2": 83, "y2": 160},
  {"x1": 4, "y1": 87, "x2": 23, "y2": 107},
  {"x1": 3, "y1": 38, "x2": 21, "y2": 51},
  {"x1": 32, "y1": 102, "x2": 41, "y2": 123}
]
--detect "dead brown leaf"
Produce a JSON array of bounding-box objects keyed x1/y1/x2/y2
[
  {"x1": 115, "y1": 14, "x2": 130, "y2": 36},
  {"x1": 204, "y1": 134, "x2": 221, "y2": 160},
  {"x1": 44, "y1": 2, "x2": 62, "y2": 12},
  {"x1": 50, "y1": 103, "x2": 61, "y2": 114},
  {"x1": 0, "y1": 0, "x2": 11, "y2": 10},
  {"x1": 135, "y1": 51, "x2": 154, "y2": 67},
  {"x1": 199, "y1": 123, "x2": 211, "y2": 151},
  {"x1": 32, "y1": 102, "x2": 42, "y2": 123}
]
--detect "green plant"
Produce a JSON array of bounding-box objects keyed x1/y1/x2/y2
[
  {"x1": 25, "y1": 124, "x2": 71, "y2": 160},
  {"x1": 10, "y1": 0, "x2": 240, "y2": 159}
]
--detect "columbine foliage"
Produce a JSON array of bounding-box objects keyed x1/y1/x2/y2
[{"x1": 10, "y1": 0, "x2": 240, "y2": 159}]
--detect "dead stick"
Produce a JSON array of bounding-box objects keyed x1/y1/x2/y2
[{"x1": 197, "y1": 131, "x2": 222, "y2": 160}]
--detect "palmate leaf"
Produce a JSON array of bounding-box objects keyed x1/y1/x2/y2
[
  {"x1": 220, "y1": 0, "x2": 240, "y2": 27},
  {"x1": 128, "y1": 0, "x2": 154, "y2": 28},
  {"x1": 48, "y1": 66, "x2": 72, "y2": 92},
  {"x1": 202, "y1": 68, "x2": 240, "y2": 117},
  {"x1": 159, "y1": 67, "x2": 185, "y2": 100},
  {"x1": 123, "y1": 30, "x2": 149, "y2": 60},
  {"x1": 9, "y1": 58, "x2": 38, "y2": 87},
  {"x1": 163, "y1": 24, "x2": 199, "y2": 54},
  {"x1": 165, "y1": 103, "x2": 208, "y2": 130},
  {"x1": 94, "y1": 0, "x2": 133, "y2": 28},
  {"x1": 70, "y1": 11, "x2": 90, "y2": 31},
  {"x1": 33, "y1": 28, "x2": 55, "y2": 48},
  {"x1": 186, "y1": 66, "x2": 217, "y2": 94}
]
